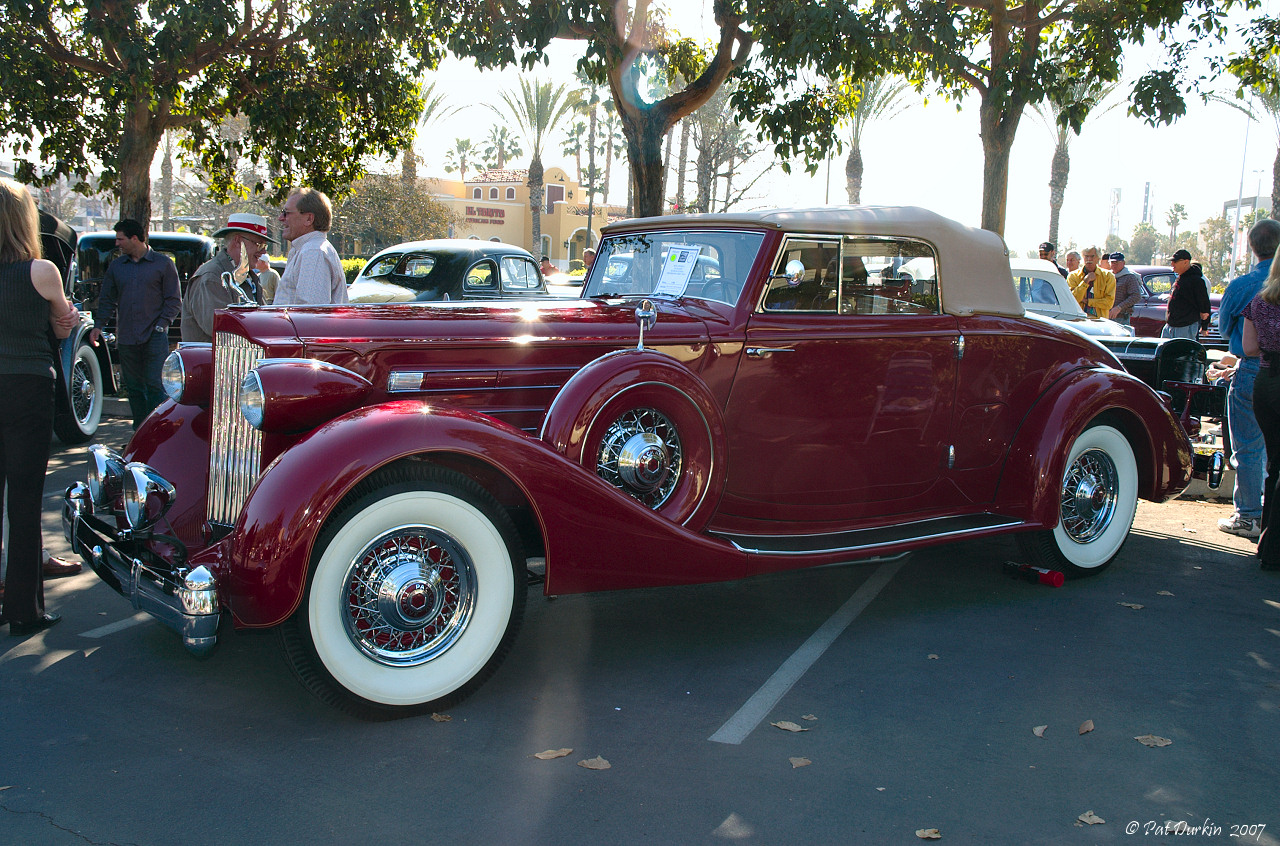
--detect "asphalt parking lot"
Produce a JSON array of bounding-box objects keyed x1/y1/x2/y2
[{"x1": 2, "y1": 408, "x2": 1277, "y2": 845}]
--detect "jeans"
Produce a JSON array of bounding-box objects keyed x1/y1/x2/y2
[
  {"x1": 117, "y1": 329, "x2": 170, "y2": 429},
  {"x1": 1162, "y1": 322, "x2": 1199, "y2": 339},
  {"x1": 0, "y1": 374, "x2": 54, "y2": 624},
  {"x1": 1228, "y1": 357, "x2": 1267, "y2": 519},
  {"x1": 1253, "y1": 364, "x2": 1280, "y2": 564}
]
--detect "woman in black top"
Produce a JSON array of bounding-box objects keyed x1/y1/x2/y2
[{"x1": 0, "y1": 177, "x2": 77, "y2": 635}]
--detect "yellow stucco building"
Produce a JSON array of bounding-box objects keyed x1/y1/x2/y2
[{"x1": 428, "y1": 167, "x2": 626, "y2": 266}]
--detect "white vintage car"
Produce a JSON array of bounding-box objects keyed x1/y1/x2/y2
[{"x1": 1010, "y1": 258, "x2": 1132, "y2": 338}]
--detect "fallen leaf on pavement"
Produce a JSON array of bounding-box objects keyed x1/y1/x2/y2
[
  {"x1": 772, "y1": 720, "x2": 808, "y2": 732},
  {"x1": 789, "y1": 757, "x2": 811, "y2": 768},
  {"x1": 1118, "y1": 602, "x2": 1144, "y2": 609},
  {"x1": 534, "y1": 748, "x2": 573, "y2": 760},
  {"x1": 1077, "y1": 811, "x2": 1105, "y2": 825},
  {"x1": 1157, "y1": 590, "x2": 1174, "y2": 596},
  {"x1": 1032, "y1": 725, "x2": 1047, "y2": 738},
  {"x1": 1135, "y1": 734, "x2": 1172, "y2": 748},
  {"x1": 578, "y1": 756, "x2": 611, "y2": 770},
  {"x1": 1079, "y1": 719, "x2": 1094, "y2": 735},
  {"x1": 927, "y1": 654, "x2": 939, "y2": 660},
  {"x1": 916, "y1": 828, "x2": 942, "y2": 839},
  {"x1": 430, "y1": 713, "x2": 451, "y2": 722},
  {"x1": 801, "y1": 714, "x2": 817, "y2": 721}
]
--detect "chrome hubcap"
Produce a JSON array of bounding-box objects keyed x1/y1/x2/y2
[
  {"x1": 1060, "y1": 448, "x2": 1117, "y2": 543},
  {"x1": 341, "y1": 526, "x2": 474, "y2": 666},
  {"x1": 597, "y1": 408, "x2": 681, "y2": 509},
  {"x1": 71, "y1": 359, "x2": 96, "y2": 423}
]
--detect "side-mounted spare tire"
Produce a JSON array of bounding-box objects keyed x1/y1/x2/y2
[
  {"x1": 1018, "y1": 422, "x2": 1139, "y2": 577},
  {"x1": 541, "y1": 350, "x2": 727, "y2": 530},
  {"x1": 54, "y1": 340, "x2": 103, "y2": 444}
]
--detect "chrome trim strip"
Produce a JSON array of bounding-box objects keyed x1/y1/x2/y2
[{"x1": 713, "y1": 517, "x2": 1023, "y2": 555}]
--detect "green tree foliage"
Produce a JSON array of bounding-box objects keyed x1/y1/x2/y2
[
  {"x1": 332, "y1": 174, "x2": 457, "y2": 256},
  {"x1": 737, "y1": 0, "x2": 1248, "y2": 235},
  {"x1": 1200, "y1": 214, "x2": 1235, "y2": 288},
  {"x1": 444, "y1": 139, "x2": 476, "y2": 178},
  {"x1": 1166, "y1": 203, "x2": 1188, "y2": 251},
  {"x1": 450, "y1": 1, "x2": 752, "y2": 218},
  {"x1": 0, "y1": 0, "x2": 444, "y2": 227},
  {"x1": 843, "y1": 75, "x2": 912, "y2": 205},
  {"x1": 1130, "y1": 222, "x2": 1160, "y2": 264},
  {"x1": 1034, "y1": 81, "x2": 1118, "y2": 246},
  {"x1": 403, "y1": 83, "x2": 462, "y2": 183},
  {"x1": 483, "y1": 126, "x2": 525, "y2": 172},
  {"x1": 1103, "y1": 234, "x2": 1128, "y2": 256}
]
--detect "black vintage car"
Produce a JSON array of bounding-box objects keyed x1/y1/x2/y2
[{"x1": 347, "y1": 240, "x2": 548, "y2": 302}]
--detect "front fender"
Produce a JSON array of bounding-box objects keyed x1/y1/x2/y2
[
  {"x1": 223, "y1": 401, "x2": 746, "y2": 628},
  {"x1": 998, "y1": 367, "x2": 1193, "y2": 527}
]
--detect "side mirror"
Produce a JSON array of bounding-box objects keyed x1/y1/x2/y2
[
  {"x1": 776, "y1": 259, "x2": 805, "y2": 286},
  {"x1": 635, "y1": 299, "x2": 657, "y2": 350}
]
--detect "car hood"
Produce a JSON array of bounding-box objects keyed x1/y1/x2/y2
[{"x1": 219, "y1": 298, "x2": 712, "y2": 350}]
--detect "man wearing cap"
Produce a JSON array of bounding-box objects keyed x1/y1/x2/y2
[
  {"x1": 1068, "y1": 245, "x2": 1115, "y2": 318},
  {"x1": 1038, "y1": 242, "x2": 1068, "y2": 278},
  {"x1": 181, "y1": 213, "x2": 272, "y2": 343},
  {"x1": 1108, "y1": 253, "x2": 1142, "y2": 326},
  {"x1": 275, "y1": 188, "x2": 348, "y2": 305},
  {"x1": 1163, "y1": 249, "x2": 1210, "y2": 339},
  {"x1": 1215, "y1": 219, "x2": 1280, "y2": 538}
]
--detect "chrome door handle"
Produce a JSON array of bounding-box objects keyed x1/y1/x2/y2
[{"x1": 745, "y1": 347, "x2": 795, "y2": 358}]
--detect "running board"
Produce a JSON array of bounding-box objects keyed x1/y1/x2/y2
[{"x1": 712, "y1": 513, "x2": 1023, "y2": 556}]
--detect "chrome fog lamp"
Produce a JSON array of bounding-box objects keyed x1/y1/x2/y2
[
  {"x1": 87, "y1": 444, "x2": 126, "y2": 506},
  {"x1": 239, "y1": 369, "x2": 265, "y2": 429},
  {"x1": 161, "y1": 350, "x2": 185, "y2": 402},
  {"x1": 122, "y1": 463, "x2": 176, "y2": 530}
]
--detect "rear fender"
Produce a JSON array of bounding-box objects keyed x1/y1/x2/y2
[
  {"x1": 998, "y1": 368, "x2": 1192, "y2": 527},
  {"x1": 225, "y1": 401, "x2": 746, "y2": 628}
]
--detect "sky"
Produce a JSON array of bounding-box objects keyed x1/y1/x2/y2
[{"x1": 402, "y1": 3, "x2": 1277, "y2": 260}]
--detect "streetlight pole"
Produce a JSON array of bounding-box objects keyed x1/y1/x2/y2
[{"x1": 1230, "y1": 106, "x2": 1252, "y2": 279}]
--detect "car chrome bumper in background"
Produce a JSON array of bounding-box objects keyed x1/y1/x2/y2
[{"x1": 62, "y1": 482, "x2": 220, "y2": 655}]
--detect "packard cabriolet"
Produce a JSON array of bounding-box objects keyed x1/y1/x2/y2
[{"x1": 63, "y1": 207, "x2": 1193, "y2": 718}]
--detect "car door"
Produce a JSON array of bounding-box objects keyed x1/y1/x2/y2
[
  {"x1": 499, "y1": 255, "x2": 549, "y2": 297},
  {"x1": 721, "y1": 235, "x2": 960, "y2": 525}
]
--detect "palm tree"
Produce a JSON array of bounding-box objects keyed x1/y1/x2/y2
[
  {"x1": 483, "y1": 126, "x2": 524, "y2": 172},
  {"x1": 401, "y1": 82, "x2": 459, "y2": 183},
  {"x1": 1034, "y1": 79, "x2": 1118, "y2": 245},
  {"x1": 573, "y1": 70, "x2": 604, "y2": 248},
  {"x1": 489, "y1": 78, "x2": 579, "y2": 257},
  {"x1": 844, "y1": 75, "x2": 912, "y2": 204},
  {"x1": 443, "y1": 138, "x2": 475, "y2": 179}
]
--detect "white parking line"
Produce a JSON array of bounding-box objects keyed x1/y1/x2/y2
[
  {"x1": 709, "y1": 558, "x2": 906, "y2": 745},
  {"x1": 80, "y1": 613, "x2": 151, "y2": 638}
]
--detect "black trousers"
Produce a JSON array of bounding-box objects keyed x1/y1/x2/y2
[
  {"x1": 0, "y1": 374, "x2": 54, "y2": 624},
  {"x1": 1253, "y1": 364, "x2": 1280, "y2": 565}
]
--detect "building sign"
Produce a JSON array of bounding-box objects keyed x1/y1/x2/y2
[{"x1": 465, "y1": 206, "x2": 507, "y2": 225}]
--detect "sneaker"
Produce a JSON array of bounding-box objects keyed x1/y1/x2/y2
[{"x1": 1218, "y1": 514, "x2": 1261, "y2": 539}]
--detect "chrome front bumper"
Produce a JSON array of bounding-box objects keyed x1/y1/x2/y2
[{"x1": 62, "y1": 482, "x2": 220, "y2": 655}]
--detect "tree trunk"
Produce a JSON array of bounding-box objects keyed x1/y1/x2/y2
[
  {"x1": 622, "y1": 111, "x2": 669, "y2": 219},
  {"x1": 723, "y1": 152, "x2": 735, "y2": 212},
  {"x1": 118, "y1": 98, "x2": 164, "y2": 228},
  {"x1": 661, "y1": 127, "x2": 672, "y2": 211},
  {"x1": 586, "y1": 103, "x2": 597, "y2": 249},
  {"x1": 1273, "y1": 147, "x2": 1279, "y2": 220},
  {"x1": 977, "y1": 94, "x2": 1019, "y2": 235},
  {"x1": 160, "y1": 131, "x2": 174, "y2": 230},
  {"x1": 845, "y1": 142, "x2": 863, "y2": 204},
  {"x1": 602, "y1": 131, "x2": 615, "y2": 208},
  {"x1": 676, "y1": 120, "x2": 690, "y2": 212},
  {"x1": 528, "y1": 155, "x2": 544, "y2": 256},
  {"x1": 401, "y1": 147, "x2": 417, "y2": 183},
  {"x1": 1047, "y1": 141, "x2": 1069, "y2": 246}
]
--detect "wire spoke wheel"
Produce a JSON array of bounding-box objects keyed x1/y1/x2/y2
[
  {"x1": 595, "y1": 407, "x2": 682, "y2": 509},
  {"x1": 1059, "y1": 448, "x2": 1118, "y2": 543}
]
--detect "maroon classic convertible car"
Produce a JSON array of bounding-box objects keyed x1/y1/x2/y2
[{"x1": 63, "y1": 207, "x2": 1193, "y2": 718}]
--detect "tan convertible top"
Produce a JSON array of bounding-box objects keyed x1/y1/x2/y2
[{"x1": 601, "y1": 206, "x2": 1024, "y2": 318}]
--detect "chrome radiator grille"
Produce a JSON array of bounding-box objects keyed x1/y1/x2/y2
[{"x1": 208, "y1": 332, "x2": 264, "y2": 525}]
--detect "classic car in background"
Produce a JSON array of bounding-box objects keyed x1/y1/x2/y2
[
  {"x1": 348, "y1": 240, "x2": 548, "y2": 302},
  {"x1": 1126, "y1": 264, "x2": 1223, "y2": 343},
  {"x1": 65, "y1": 206, "x2": 1195, "y2": 719},
  {"x1": 1011, "y1": 259, "x2": 1132, "y2": 338},
  {"x1": 73, "y1": 231, "x2": 218, "y2": 345}
]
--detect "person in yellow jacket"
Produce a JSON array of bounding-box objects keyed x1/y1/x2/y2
[{"x1": 1068, "y1": 245, "x2": 1116, "y2": 318}]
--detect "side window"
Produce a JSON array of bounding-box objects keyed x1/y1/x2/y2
[
  {"x1": 1016, "y1": 275, "x2": 1058, "y2": 306},
  {"x1": 1145, "y1": 274, "x2": 1175, "y2": 296},
  {"x1": 401, "y1": 256, "x2": 436, "y2": 278},
  {"x1": 762, "y1": 238, "x2": 840, "y2": 312},
  {"x1": 364, "y1": 254, "x2": 401, "y2": 278},
  {"x1": 489, "y1": 187, "x2": 498, "y2": 200},
  {"x1": 506, "y1": 187, "x2": 516, "y2": 199},
  {"x1": 472, "y1": 188, "x2": 482, "y2": 199},
  {"x1": 464, "y1": 260, "x2": 498, "y2": 292},
  {"x1": 501, "y1": 257, "x2": 542, "y2": 291},
  {"x1": 839, "y1": 237, "x2": 938, "y2": 315}
]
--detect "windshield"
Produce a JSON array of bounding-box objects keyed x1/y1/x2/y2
[{"x1": 583, "y1": 229, "x2": 766, "y2": 304}]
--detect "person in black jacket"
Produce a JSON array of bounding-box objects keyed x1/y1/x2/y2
[{"x1": 1163, "y1": 249, "x2": 1210, "y2": 339}]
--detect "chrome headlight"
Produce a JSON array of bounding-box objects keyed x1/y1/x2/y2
[
  {"x1": 122, "y1": 463, "x2": 176, "y2": 530},
  {"x1": 161, "y1": 350, "x2": 185, "y2": 402},
  {"x1": 87, "y1": 444, "x2": 126, "y2": 506},
  {"x1": 239, "y1": 369, "x2": 265, "y2": 429}
]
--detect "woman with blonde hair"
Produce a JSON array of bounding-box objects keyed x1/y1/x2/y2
[
  {"x1": 0, "y1": 176, "x2": 77, "y2": 634},
  {"x1": 1242, "y1": 256, "x2": 1280, "y2": 569}
]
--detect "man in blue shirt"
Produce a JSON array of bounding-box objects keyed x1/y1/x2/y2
[
  {"x1": 97, "y1": 219, "x2": 181, "y2": 429},
  {"x1": 1216, "y1": 218, "x2": 1280, "y2": 538}
]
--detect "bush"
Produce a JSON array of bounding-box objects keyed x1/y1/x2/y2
[{"x1": 342, "y1": 258, "x2": 364, "y2": 284}]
